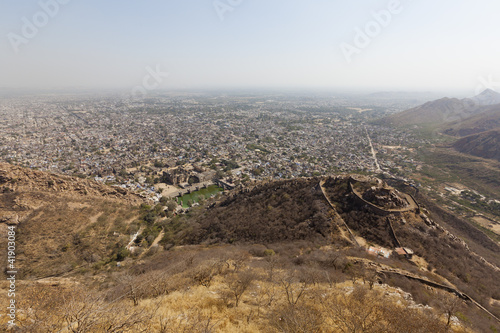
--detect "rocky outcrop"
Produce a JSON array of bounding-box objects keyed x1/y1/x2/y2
[
  {"x1": 0, "y1": 163, "x2": 141, "y2": 203},
  {"x1": 348, "y1": 177, "x2": 419, "y2": 216},
  {"x1": 362, "y1": 187, "x2": 409, "y2": 210},
  {"x1": 0, "y1": 213, "x2": 19, "y2": 225}
]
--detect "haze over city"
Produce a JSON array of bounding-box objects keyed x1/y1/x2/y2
[{"x1": 1, "y1": 0, "x2": 500, "y2": 94}]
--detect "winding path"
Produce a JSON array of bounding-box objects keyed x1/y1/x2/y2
[{"x1": 319, "y1": 180, "x2": 360, "y2": 247}]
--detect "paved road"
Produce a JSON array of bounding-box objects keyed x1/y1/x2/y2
[{"x1": 365, "y1": 126, "x2": 381, "y2": 172}]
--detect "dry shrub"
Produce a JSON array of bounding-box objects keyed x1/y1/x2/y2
[
  {"x1": 270, "y1": 303, "x2": 323, "y2": 333},
  {"x1": 13, "y1": 283, "x2": 158, "y2": 332},
  {"x1": 320, "y1": 285, "x2": 450, "y2": 333},
  {"x1": 189, "y1": 259, "x2": 227, "y2": 288},
  {"x1": 221, "y1": 269, "x2": 256, "y2": 307},
  {"x1": 156, "y1": 309, "x2": 219, "y2": 333}
]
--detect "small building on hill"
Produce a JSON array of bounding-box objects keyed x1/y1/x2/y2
[
  {"x1": 394, "y1": 247, "x2": 414, "y2": 259},
  {"x1": 367, "y1": 246, "x2": 391, "y2": 258}
]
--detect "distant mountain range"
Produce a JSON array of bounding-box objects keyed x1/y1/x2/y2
[
  {"x1": 376, "y1": 89, "x2": 500, "y2": 162},
  {"x1": 375, "y1": 89, "x2": 500, "y2": 128},
  {"x1": 375, "y1": 97, "x2": 478, "y2": 127}
]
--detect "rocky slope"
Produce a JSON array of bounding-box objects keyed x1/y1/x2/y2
[
  {"x1": 0, "y1": 162, "x2": 143, "y2": 278},
  {"x1": 453, "y1": 129, "x2": 500, "y2": 162},
  {"x1": 375, "y1": 97, "x2": 477, "y2": 127},
  {"x1": 375, "y1": 90, "x2": 500, "y2": 129},
  {"x1": 443, "y1": 105, "x2": 500, "y2": 136},
  {"x1": 0, "y1": 162, "x2": 140, "y2": 201},
  {"x1": 1, "y1": 165, "x2": 499, "y2": 331}
]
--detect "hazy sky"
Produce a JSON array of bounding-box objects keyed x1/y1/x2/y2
[{"x1": 1, "y1": 0, "x2": 500, "y2": 94}]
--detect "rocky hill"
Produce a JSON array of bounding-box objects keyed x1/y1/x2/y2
[
  {"x1": 183, "y1": 178, "x2": 334, "y2": 245},
  {"x1": 453, "y1": 129, "x2": 500, "y2": 162},
  {"x1": 471, "y1": 88, "x2": 500, "y2": 106},
  {"x1": 179, "y1": 175, "x2": 500, "y2": 331},
  {"x1": 374, "y1": 97, "x2": 477, "y2": 127},
  {"x1": 375, "y1": 90, "x2": 500, "y2": 129},
  {"x1": 0, "y1": 162, "x2": 140, "y2": 201},
  {"x1": 443, "y1": 105, "x2": 500, "y2": 136},
  {"x1": 0, "y1": 162, "x2": 143, "y2": 278}
]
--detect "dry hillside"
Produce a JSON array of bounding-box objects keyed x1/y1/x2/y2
[
  {"x1": 453, "y1": 129, "x2": 500, "y2": 162},
  {"x1": 0, "y1": 165, "x2": 499, "y2": 332}
]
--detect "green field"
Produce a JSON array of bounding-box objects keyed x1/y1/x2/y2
[{"x1": 177, "y1": 185, "x2": 223, "y2": 208}]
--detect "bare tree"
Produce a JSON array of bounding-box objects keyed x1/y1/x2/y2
[
  {"x1": 362, "y1": 269, "x2": 379, "y2": 290},
  {"x1": 346, "y1": 264, "x2": 364, "y2": 285},
  {"x1": 16, "y1": 283, "x2": 66, "y2": 332},
  {"x1": 148, "y1": 270, "x2": 170, "y2": 297},
  {"x1": 272, "y1": 303, "x2": 323, "y2": 333},
  {"x1": 323, "y1": 268, "x2": 343, "y2": 288},
  {"x1": 61, "y1": 286, "x2": 158, "y2": 332},
  {"x1": 156, "y1": 309, "x2": 218, "y2": 333},
  {"x1": 433, "y1": 293, "x2": 464, "y2": 329},
  {"x1": 230, "y1": 252, "x2": 250, "y2": 272},
  {"x1": 122, "y1": 274, "x2": 143, "y2": 306},
  {"x1": 191, "y1": 259, "x2": 225, "y2": 287},
  {"x1": 382, "y1": 301, "x2": 448, "y2": 333},
  {"x1": 323, "y1": 250, "x2": 346, "y2": 270},
  {"x1": 321, "y1": 285, "x2": 385, "y2": 333},
  {"x1": 225, "y1": 269, "x2": 255, "y2": 307},
  {"x1": 254, "y1": 284, "x2": 277, "y2": 318},
  {"x1": 279, "y1": 271, "x2": 308, "y2": 306},
  {"x1": 265, "y1": 252, "x2": 279, "y2": 282}
]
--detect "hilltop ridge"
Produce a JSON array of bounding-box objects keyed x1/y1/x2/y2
[
  {"x1": 374, "y1": 97, "x2": 477, "y2": 127},
  {"x1": 471, "y1": 88, "x2": 500, "y2": 105},
  {"x1": 375, "y1": 90, "x2": 500, "y2": 129}
]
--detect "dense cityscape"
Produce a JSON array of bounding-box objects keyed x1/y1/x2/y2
[{"x1": 0, "y1": 93, "x2": 426, "y2": 201}]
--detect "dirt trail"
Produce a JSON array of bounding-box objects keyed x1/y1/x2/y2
[{"x1": 319, "y1": 180, "x2": 359, "y2": 247}]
